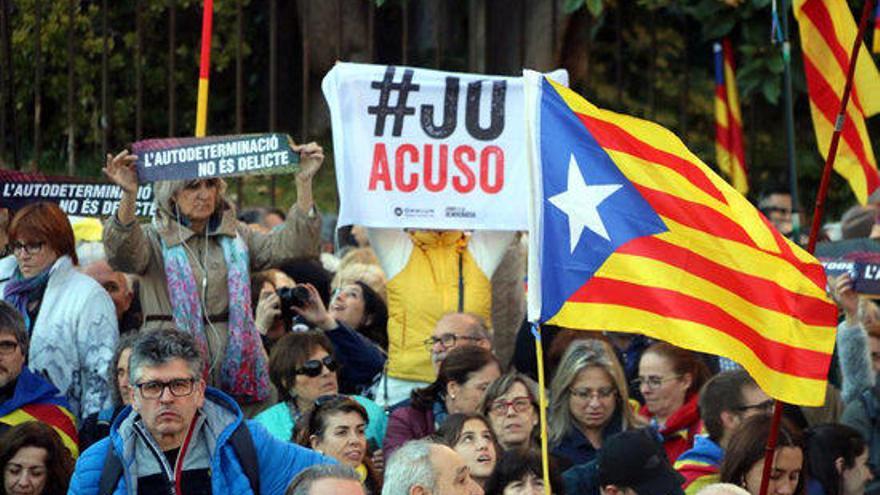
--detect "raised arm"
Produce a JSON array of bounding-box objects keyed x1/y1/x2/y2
[
  {"x1": 102, "y1": 151, "x2": 151, "y2": 275},
  {"x1": 246, "y1": 142, "x2": 324, "y2": 270}
]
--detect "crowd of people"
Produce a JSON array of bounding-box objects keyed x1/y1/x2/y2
[{"x1": 0, "y1": 144, "x2": 878, "y2": 495}]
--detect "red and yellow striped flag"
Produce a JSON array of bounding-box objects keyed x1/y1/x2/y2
[
  {"x1": 714, "y1": 39, "x2": 748, "y2": 195},
  {"x1": 525, "y1": 74, "x2": 837, "y2": 406},
  {"x1": 873, "y1": 2, "x2": 880, "y2": 54},
  {"x1": 795, "y1": 0, "x2": 880, "y2": 205},
  {"x1": 1, "y1": 404, "x2": 79, "y2": 458},
  {"x1": 195, "y1": 0, "x2": 214, "y2": 137}
]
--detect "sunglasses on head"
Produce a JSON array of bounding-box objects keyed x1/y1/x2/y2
[{"x1": 295, "y1": 355, "x2": 338, "y2": 377}]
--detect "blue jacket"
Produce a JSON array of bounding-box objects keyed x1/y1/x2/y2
[
  {"x1": 68, "y1": 387, "x2": 333, "y2": 495},
  {"x1": 552, "y1": 410, "x2": 624, "y2": 467},
  {"x1": 326, "y1": 322, "x2": 385, "y2": 395}
]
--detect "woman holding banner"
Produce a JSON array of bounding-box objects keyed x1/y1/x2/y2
[{"x1": 101, "y1": 144, "x2": 323, "y2": 409}]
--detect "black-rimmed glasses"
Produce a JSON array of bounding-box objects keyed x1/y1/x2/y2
[
  {"x1": 633, "y1": 375, "x2": 682, "y2": 390},
  {"x1": 10, "y1": 241, "x2": 45, "y2": 256},
  {"x1": 423, "y1": 333, "x2": 484, "y2": 350},
  {"x1": 0, "y1": 340, "x2": 19, "y2": 356},
  {"x1": 135, "y1": 377, "x2": 198, "y2": 399}
]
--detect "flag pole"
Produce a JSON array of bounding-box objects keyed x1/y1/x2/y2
[
  {"x1": 805, "y1": 0, "x2": 874, "y2": 254},
  {"x1": 780, "y1": 0, "x2": 801, "y2": 241},
  {"x1": 532, "y1": 323, "x2": 552, "y2": 495},
  {"x1": 759, "y1": 3, "x2": 875, "y2": 495},
  {"x1": 195, "y1": 0, "x2": 214, "y2": 137}
]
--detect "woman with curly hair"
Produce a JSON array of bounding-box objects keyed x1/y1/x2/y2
[{"x1": 0, "y1": 421, "x2": 75, "y2": 495}]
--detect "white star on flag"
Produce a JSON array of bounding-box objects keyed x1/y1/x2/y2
[{"x1": 548, "y1": 154, "x2": 622, "y2": 253}]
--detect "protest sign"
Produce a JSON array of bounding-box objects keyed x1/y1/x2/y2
[
  {"x1": 0, "y1": 170, "x2": 156, "y2": 218},
  {"x1": 132, "y1": 133, "x2": 299, "y2": 183},
  {"x1": 323, "y1": 62, "x2": 568, "y2": 230},
  {"x1": 820, "y1": 257, "x2": 880, "y2": 296}
]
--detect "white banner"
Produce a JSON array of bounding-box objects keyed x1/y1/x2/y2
[{"x1": 322, "y1": 62, "x2": 568, "y2": 230}]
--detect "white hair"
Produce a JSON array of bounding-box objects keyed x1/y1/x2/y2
[
  {"x1": 696, "y1": 483, "x2": 753, "y2": 495},
  {"x1": 381, "y1": 440, "x2": 438, "y2": 495}
]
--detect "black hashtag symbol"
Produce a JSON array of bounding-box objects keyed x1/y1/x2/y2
[{"x1": 367, "y1": 67, "x2": 420, "y2": 137}]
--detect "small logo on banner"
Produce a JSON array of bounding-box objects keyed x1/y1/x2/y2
[
  {"x1": 445, "y1": 206, "x2": 476, "y2": 218},
  {"x1": 392, "y1": 206, "x2": 435, "y2": 218}
]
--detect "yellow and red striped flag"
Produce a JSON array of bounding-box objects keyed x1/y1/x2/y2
[
  {"x1": 795, "y1": 0, "x2": 880, "y2": 205},
  {"x1": 873, "y1": 2, "x2": 880, "y2": 54},
  {"x1": 713, "y1": 39, "x2": 748, "y2": 195},
  {"x1": 525, "y1": 73, "x2": 837, "y2": 406}
]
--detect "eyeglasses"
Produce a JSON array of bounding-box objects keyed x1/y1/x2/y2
[
  {"x1": 633, "y1": 375, "x2": 682, "y2": 390},
  {"x1": 423, "y1": 334, "x2": 485, "y2": 350},
  {"x1": 295, "y1": 356, "x2": 338, "y2": 377},
  {"x1": 10, "y1": 241, "x2": 45, "y2": 256},
  {"x1": 734, "y1": 399, "x2": 775, "y2": 413},
  {"x1": 135, "y1": 377, "x2": 198, "y2": 399},
  {"x1": 488, "y1": 396, "x2": 534, "y2": 416},
  {"x1": 570, "y1": 386, "x2": 616, "y2": 401},
  {"x1": 0, "y1": 341, "x2": 19, "y2": 356}
]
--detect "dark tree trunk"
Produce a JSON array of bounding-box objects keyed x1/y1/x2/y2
[
  {"x1": 67, "y1": 0, "x2": 76, "y2": 174},
  {"x1": 468, "y1": 0, "x2": 486, "y2": 72},
  {"x1": 1, "y1": 0, "x2": 19, "y2": 168},
  {"x1": 648, "y1": 9, "x2": 657, "y2": 118},
  {"x1": 168, "y1": 0, "x2": 176, "y2": 136},
  {"x1": 367, "y1": 0, "x2": 375, "y2": 61},
  {"x1": 35, "y1": 0, "x2": 44, "y2": 168},
  {"x1": 269, "y1": 0, "x2": 278, "y2": 205},
  {"x1": 584, "y1": 14, "x2": 593, "y2": 89},
  {"x1": 401, "y1": 0, "x2": 408, "y2": 64},
  {"x1": 135, "y1": 0, "x2": 143, "y2": 139},
  {"x1": 235, "y1": 0, "x2": 244, "y2": 207},
  {"x1": 615, "y1": 4, "x2": 623, "y2": 107}
]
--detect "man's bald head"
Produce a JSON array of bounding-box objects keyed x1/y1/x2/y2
[
  {"x1": 82, "y1": 261, "x2": 133, "y2": 318},
  {"x1": 430, "y1": 312, "x2": 492, "y2": 369}
]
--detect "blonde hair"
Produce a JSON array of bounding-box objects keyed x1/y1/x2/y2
[
  {"x1": 548, "y1": 339, "x2": 638, "y2": 446},
  {"x1": 331, "y1": 262, "x2": 387, "y2": 301},
  {"x1": 339, "y1": 247, "x2": 380, "y2": 269}
]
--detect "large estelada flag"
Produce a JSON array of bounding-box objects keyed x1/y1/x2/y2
[
  {"x1": 795, "y1": 0, "x2": 880, "y2": 205},
  {"x1": 524, "y1": 72, "x2": 838, "y2": 406},
  {"x1": 713, "y1": 39, "x2": 748, "y2": 195}
]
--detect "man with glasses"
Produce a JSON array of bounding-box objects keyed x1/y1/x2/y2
[
  {"x1": 69, "y1": 328, "x2": 333, "y2": 494},
  {"x1": 674, "y1": 370, "x2": 771, "y2": 494},
  {"x1": 0, "y1": 300, "x2": 80, "y2": 457},
  {"x1": 757, "y1": 186, "x2": 795, "y2": 238},
  {"x1": 426, "y1": 313, "x2": 492, "y2": 370}
]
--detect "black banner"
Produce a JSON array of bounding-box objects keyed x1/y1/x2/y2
[
  {"x1": 0, "y1": 171, "x2": 155, "y2": 218},
  {"x1": 132, "y1": 133, "x2": 299, "y2": 183}
]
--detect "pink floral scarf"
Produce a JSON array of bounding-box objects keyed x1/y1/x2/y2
[{"x1": 161, "y1": 234, "x2": 269, "y2": 403}]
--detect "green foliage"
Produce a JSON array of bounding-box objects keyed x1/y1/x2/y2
[
  {"x1": 565, "y1": 0, "x2": 605, "y2": 18},
  {"x1": 3, "y1": 0, "x2": 879, "y2": 219}
]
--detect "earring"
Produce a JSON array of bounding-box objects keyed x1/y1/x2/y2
[{"x1": 450, "y1": 393, "x2": 456, "y2": 400}]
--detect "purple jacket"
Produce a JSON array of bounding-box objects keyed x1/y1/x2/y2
[{"x1": 383, "y1": 400, "x2": 435, "y2": 459}]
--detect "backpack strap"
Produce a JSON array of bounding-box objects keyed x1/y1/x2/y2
[
  {"x1": 98, "y1": 445, "x2": 124, "y2": 495},
  {"x1": 230, "y1": 422, "x2": 261, "y2": 495}
]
